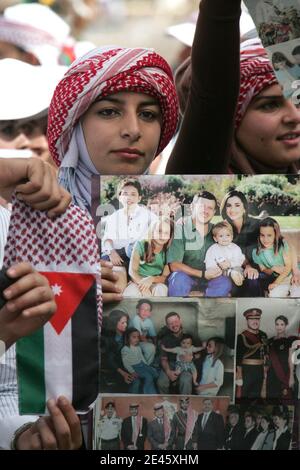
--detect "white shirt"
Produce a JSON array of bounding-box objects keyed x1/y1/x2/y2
[
  {"x1": 102, "y1": 205, "x2": 158, "y2": 252},
  {"x1": 205, "y1": 242, "x2": 245, "y2": 270},
  {"x1": 98, "y1": 414, "x2": 122, "y2": 440},
  {"x1": 0, "y1": 206, "x2": 10, "y2": 267},
  {"x1": 199, "y1": 356, "x2": 224, "y2": 396}
]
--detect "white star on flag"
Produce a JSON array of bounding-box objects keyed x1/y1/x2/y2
[{"x1": 51, "y1": 284, "x2": 63, "y2": 297}]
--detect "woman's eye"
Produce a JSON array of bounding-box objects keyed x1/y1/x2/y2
[
  {"x1": 97, "y1": 108, "x2": 119, "y2": 117},
  {"x1": 259, "y1": 101, "x2": 281, "y2": 111},
  {"x1": 140, "y1": 110, "x2": 158, "y2": 121}
]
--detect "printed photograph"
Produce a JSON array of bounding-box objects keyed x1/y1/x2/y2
[
  {"x1": 94, "y1": 174, "x2": 300, "y2": 298},
  {"x1": 244, "y1": 0, "x2": 300, "y2": 46},
  {"x1": 235, "y1": 298, "x2": 300, "y2": 402},
  {"x1": 224, "y1": 403, "x2": 294, "y2": 450},
  {"x1": 100, "y1": 298, "x2": 236, "y2": 399},
  {"x1": 95, "y1": 395, "x2": 231, "y2": 450},
  {"x1": 266, "y1": 38, "x2": 300, "y2": 97}
]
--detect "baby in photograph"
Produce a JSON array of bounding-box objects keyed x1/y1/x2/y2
[
  {"x1": 205, "y1": 221, "x2": 245, "y2": 297},
  {"x1": 161, "y1": 334, "x2": 205, "y2": 386}
]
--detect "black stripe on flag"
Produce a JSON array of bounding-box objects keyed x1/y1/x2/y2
[{"x1": 71, "y1": 281, "x2": 99, "y2": 411}]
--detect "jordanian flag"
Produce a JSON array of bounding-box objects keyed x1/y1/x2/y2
[{"x1": 4, "y1": 197, "x2": 101, "y2": 415}]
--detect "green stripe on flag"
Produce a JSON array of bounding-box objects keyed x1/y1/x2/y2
[{"x1": 16, "y1": 328, "x2": 46, "y2": 414}]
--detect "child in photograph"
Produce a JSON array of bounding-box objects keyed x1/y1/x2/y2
[
  {"x1": 161, "y1": 334, "x2": 205, "y2": 387},
  {"x1": 204, "y1": 221, "x2": 245, "y2": 297},
  {"x1": 196, "y1": 337, "x2": 225, "y2": 396},
  {"x1": 252, "y1": 217, "x2": 298, "y2": 297},
  {"x1": 129, "y1": 299, "x2": 156, "y2": 365},
  {"x1": 124, "y1": 217, "x2": 173, "y2": 297},
  {"x1": 121, "y1": 328, "x2": 158, "y2": 394},
  {"x1": 102, "y1": 178, "x2": 158, "y2": 291}
]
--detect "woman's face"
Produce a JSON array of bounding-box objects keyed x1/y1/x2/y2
[
  {"x1": 116, "y1": 316, "x2": 128, "y2": 333},
  {"x1": 206, "y1": 340, "x2": 216, "y2": 355},
  {"x1": 225, "y1": 196, "x2": 245, "y2": 222},
  {"x1": 275, "y1": 319, "x2": 287, "y2": 335},
  {"x1": 236, "y1": 84, "x2": 300, "y2": 169},
  {"x1": 81, "y1": 91, "x2": 162, "y2": 175}
]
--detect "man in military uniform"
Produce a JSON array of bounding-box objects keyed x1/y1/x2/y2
[
  {"x1": 236, "y1": 308, "x2": 268, "y2": 400},
  {"x1": 167, "y1": 397, "x2": 197, "y2": 450},
  {"x1": 97, "y1": 401, "x2": 122, "y2": 450}
]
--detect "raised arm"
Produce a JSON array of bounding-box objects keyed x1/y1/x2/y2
[{"x1": 166, "y1": 0, "x2": 241, "y2": 174}]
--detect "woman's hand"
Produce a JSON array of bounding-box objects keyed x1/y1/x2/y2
[{"x1": 0, "y1": 262, "x2": 56, "y2": 349}]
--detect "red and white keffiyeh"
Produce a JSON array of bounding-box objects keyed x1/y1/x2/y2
[
  {"x1": 235, "y1": 46, "x2": 278, "y2": 129},
  {"x1": 185, "y1": 404, "x2": 198, "y2": 449},
  {"x1": 3, "y1": 196, "x2": 102, "y2": 414},
  {"x1": 48, "y1": 46, "x2": 179, "y2": 167}
]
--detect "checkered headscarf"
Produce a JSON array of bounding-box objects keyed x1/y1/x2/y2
[
  {"x1": 48, "y1": 46, "x2": 179, "y2": 168},
  {"x1": 235, "y1": 46, "x2": 278, "y2": 129}
]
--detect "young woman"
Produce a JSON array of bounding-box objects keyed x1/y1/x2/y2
[
  {"x1": 47, "y1": 0, "x2": 241, "y2": 198},
  {"x1": 168, "y1": 43, "x2": 300, "y2": 174},
  {"x1": 251, "y1": 415, "x2": 275, "y2": 451},
  {"x1": 219, "y1": 190, "x2": 261, "y2": 296},
  {"x1": 252, "y1": 218, "x2": 297, "y2": 297},
  {"x1": 272, "y1": 408, "x2": 292, "y2": 450},
  {"x1": 124, "y1": 217, "x2": 173, "y2": 297},
  {"x1": 196, "y1": 337, "x2": 224, "y2": 396},
  {"x1": 266, "y1": 315, "x2": 298, "y2": 400}
]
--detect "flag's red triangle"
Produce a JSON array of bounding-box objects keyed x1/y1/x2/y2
[{"x1": 40, "y1": 272, "x2": 95, "y2": 334}]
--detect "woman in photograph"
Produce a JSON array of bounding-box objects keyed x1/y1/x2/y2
[
  {"x1": 272, "y1": 407, "x2": 292, "y2": 450},
  {"x1": 101, "y1": 310, "x2": 141, "y2": 393},
  {"x1": 272, "y1": 51, "x2": 300, "y2": 96},
  {"x1": 220, "y1": 190, "x2": 261, "y2": 296},
  {"x1": 266, "y1": 315, "x2": 297, "y2": 400},
  {"x1": 252, "y1": 217, "x2": 298, "y2": 298},
  {"x1": 195, "y1": 337, "x2": 225, "y2": 396},
  {"x1": 251, "y1": 415, "x2": 275, "y2": 450},
  {"x1": 168, "y1": 43, "x2": 300, "y2": 174},
  {"x1": 123, "y1": 217, "x2": 174, "y2": 297}
]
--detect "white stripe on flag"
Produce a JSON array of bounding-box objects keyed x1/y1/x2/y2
[{"x1": 44, "y1": 321, "x2": 73, "y2": 405}]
